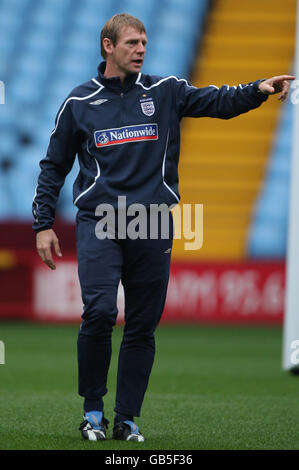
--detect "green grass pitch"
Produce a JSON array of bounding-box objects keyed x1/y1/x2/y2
[{"x1": 0, "y1": 322, "x2": 299, "y2": 450}]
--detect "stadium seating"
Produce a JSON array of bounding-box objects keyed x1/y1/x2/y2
[
  {"x1": 174, "y1": 0, "x2": 296, "y2": 260},
  {"x1": 0, "y1": 0, "x2": 295, "y2": 261},
  {"x1": 0, "y1": 0, "x2": 209, "y2": 221}
]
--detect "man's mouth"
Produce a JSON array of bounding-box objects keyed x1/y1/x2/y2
[{"x1": 132, "y1": 59, "x2": 143, "y2": 66}]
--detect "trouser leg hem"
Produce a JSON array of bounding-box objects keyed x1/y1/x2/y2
[{"x1": 114, "y1": 406, "x2": 140, "y2": 418}]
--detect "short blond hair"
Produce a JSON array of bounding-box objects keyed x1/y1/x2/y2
[{"x1": 100, "y1": 13, "x2": 146, "y2": 59}]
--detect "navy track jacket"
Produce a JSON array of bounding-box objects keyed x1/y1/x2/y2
[{"x1": 32, "y1": 61, "x2": 268, "y2": 232}]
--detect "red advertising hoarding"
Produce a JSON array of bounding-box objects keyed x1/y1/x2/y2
[{"x1": 0, "y1": 250, "x2": 285, "y2": 324}]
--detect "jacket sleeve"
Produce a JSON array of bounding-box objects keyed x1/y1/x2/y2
[
  {"x1": 174, "y1": 78, "x2": 268, "y2": 120},
  {"x1": 32, "y1": 99, "x2": 80, "y2": 232}
]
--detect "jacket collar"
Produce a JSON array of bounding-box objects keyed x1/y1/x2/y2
[{"x1": 97, "y1": 61, "x2": 139, "y2": 92}]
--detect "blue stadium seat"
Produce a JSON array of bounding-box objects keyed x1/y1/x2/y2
[
  {"x1": 0, "y1": 0, "x2": 31, "y2": 12},
  {"x1": 248, "y1": 98, "x2": 293, "y2": 258},
  {"x1": 45, "y1": 76, "x2": 88, "y2": 109},
  {"x1": 267, "y1": 155, "x2": 290, "y2": 181},
  {"x1": 72, "y1": 9, "x2": 106, "y2": 32},
  {"x1": 74, "y1": 0, "x2": 114, "y2": 19},
  {"x1": 9, "y1": 75, "x2": 44, "y2": 105},
  {"x1": 118, "y1": 0, "x2": 158, "y2": 28},
  {"x1": 0, "y1": 34, "x2": 15, "y2": 76},
  {"x1": 33, "y1": 0, "x2": 71, "y2": 14},
  {"x1": 22, "y1": 30, "x2": 59, "y2": 56},
  {"x1": 0, "y1": 171, "x2": 15, "y2": 219},
  {"x1": 55, "y1": 51, "x2": 94, "y2": 80},
  {"x1": 7, "y1": 146, "x2": 42, "y2": 219},
  {"x1": 30, "y1": 9, "x2": 65, "y2": 32},
  {"x1": 18, "y1": 107, "x2": 39, "y2": 136},
  {"x1": 248, "y1": 223, "x2": 287, "y2": 259},
  {"x1": 14, "y1": 52, "x2": 49, "y2": 79},
  {"x1": 0, "y1": 131, "x2": 17, "y2": 156},
  {"x1": 253, "y1": 184, "x2": 290, "y2": 224},
  {"x1": 0, "y1": 104, "x2": 17, "y2": 129},
  {"x1": 63, "y1": 31, "x2": 96, "y2": 55},
  {"x1": 144, "y1": 0, "x2": 207, "y2": 77},
  {"x1": 33, "y1": 122, "x2": 53, "y2": 151},
  {"x1": 0, "y1": 14, "x2": 22, "y2": 36}
]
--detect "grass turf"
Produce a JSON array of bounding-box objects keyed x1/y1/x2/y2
[{"x1": 0, "y1": 322, "x2": 298, "y2": 450}]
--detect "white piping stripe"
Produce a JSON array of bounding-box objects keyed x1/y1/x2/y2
[
  {"x1": 73, "y1": 158, "x2": 100, "y2": 206},
  {"x1": 32, "y1": 184, "x2": 39, "y2": 219},
  {"x1": 162, "y1": 130, "x2": 180, "y2": 203},
  {"x1": 135, "y1": 73, "x2": 197, "y2": 91},
  {"x1": 33, "y1": 81, "x2": 104, "y2": 214},
  {"x1": 50, "y1": 83, "x2": 104, "y2": 137},
  {"x1": 136, "y1": 75, "x2": 254, "y2": 93},
  {"x1": 238, "y1": 83, "x2": 253, "y2": 89},
  {"x1": 91, "y1": 77, "x2": 102, "y2": 86},
  {"x1": 209, "y1": 84, "x2": 253, "y2": 90},
  {"x1": 86, "y1": 139, "x2": 91, "y2": 155}
]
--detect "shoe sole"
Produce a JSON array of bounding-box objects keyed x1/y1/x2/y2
[{"x1": 82, "y1": 430, "x2": 106, "y2": 441}]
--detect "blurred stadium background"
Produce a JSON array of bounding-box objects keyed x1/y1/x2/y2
[
  {"x1": 0, "y1": 0, "x2": 299, "y2": 450},
  {"x1": 0, "y1": 0, "x2": 296, "y2": 324}
]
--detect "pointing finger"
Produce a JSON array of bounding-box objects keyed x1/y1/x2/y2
[{"x1": 274, "y1": 75, "x2": 295, "y2": 81}]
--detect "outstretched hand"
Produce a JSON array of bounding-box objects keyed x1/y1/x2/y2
[
  {"x1": 36, "y1": 229, "x2": 62, "y2": 270},
  {"x1": 258, "y1": 75, "x2": 295, "y2": 102}
]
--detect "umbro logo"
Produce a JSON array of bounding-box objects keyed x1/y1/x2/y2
[
  {"x1": 90, "y1": 99, "x2": 108, "y2": 105},
  {"x1": 164, "y1": 248, "x2": 171, "y2": 254}
]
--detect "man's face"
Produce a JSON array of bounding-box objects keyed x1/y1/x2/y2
[{"x1": 105, "y1": 26, "x2": 147, "y2": 76}]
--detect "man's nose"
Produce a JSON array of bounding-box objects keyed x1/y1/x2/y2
[{"x1": 136, "y1": 42, "x2": 145, "y2": 54}]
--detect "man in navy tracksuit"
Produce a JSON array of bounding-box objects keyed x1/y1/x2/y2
[{"x1": 32, "y1": 13, "x2": 294, "y2": 442}]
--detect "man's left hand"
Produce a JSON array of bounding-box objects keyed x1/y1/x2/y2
[{"x1": 258, "y1": 75, "x2": 295, "y2": 102}]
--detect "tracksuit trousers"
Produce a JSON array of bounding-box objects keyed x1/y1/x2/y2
[{"x1": 76, "y1": 209, "x2": 173, "y2": 417}]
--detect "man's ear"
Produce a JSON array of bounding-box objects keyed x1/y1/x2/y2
[{"x1": 102, "y1": 37, "x2": 113, "y2": 56}]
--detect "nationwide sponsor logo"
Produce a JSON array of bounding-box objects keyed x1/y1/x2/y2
[
  {"x1": 140, "y1": 97, "x2": 155, "y2": 116},
  {"x1": 94, "y1": 123, "x2": 158, "y2": 148}
]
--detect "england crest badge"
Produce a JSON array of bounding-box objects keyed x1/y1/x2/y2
[{"x1": 140, "y1": 97, "x2": 155, "y2": 116}]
